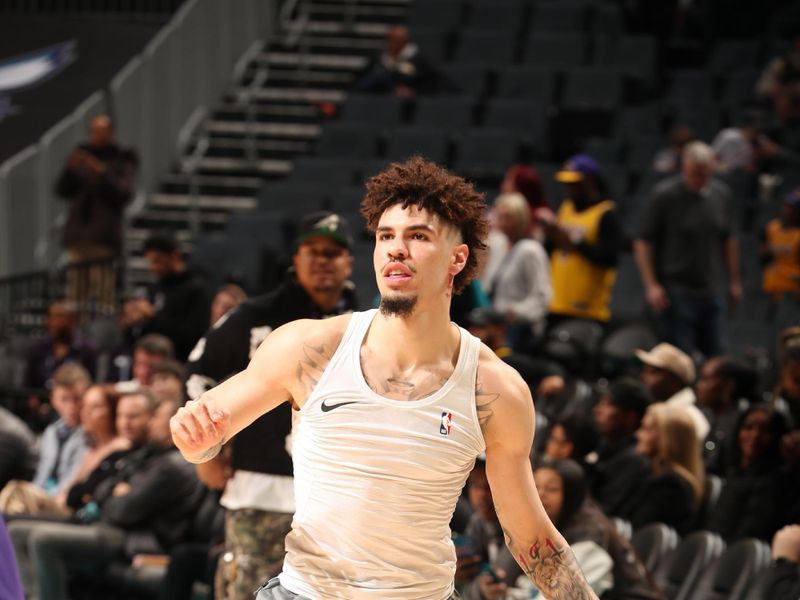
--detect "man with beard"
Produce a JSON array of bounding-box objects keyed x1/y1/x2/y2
[
  {"x1": 172, "y1": 158, "x2": 598, "y2": 600},
  {"x1": 185, "y1": 211, "x2": 357, "y2": 600}
]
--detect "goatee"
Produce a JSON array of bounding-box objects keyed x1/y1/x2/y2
[{"x1": 379, "y1": 294, "x2": 417, "y2": 318}]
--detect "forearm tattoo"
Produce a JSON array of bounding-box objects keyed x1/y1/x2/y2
[
  {"x1": 296, "y1": 342, "x2": 329, "y2": 395},
  {"x1": 505, "y1": 531, "x2": 596, "y2": 600}
]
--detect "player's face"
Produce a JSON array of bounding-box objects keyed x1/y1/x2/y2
[
  {"x1": 373, "y1": 204, "x2": 467, "y2": 313},
  {"x1": 294, "y1": 236, "x2": 353, "y2": 295}
]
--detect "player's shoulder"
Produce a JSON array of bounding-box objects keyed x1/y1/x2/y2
[
  {"x1": 475, "y1": 343, "x2": 531, "y2": 404},
  {"x1": 266, "y1": 313, "x2": 353, "y2": 353}
]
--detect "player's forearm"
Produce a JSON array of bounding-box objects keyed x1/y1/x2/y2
[{"x1": 503, "y1": 531, "x2": 598, "y2": 600}]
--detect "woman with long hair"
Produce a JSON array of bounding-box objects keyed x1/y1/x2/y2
[{"x1": 616, "y1": 403, "x2": 705, "y2": 534}]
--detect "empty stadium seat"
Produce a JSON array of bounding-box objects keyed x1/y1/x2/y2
[
  {"x1": 316, "y1": 123, "x2": 378, "y2": 158},
  {"x1": 412, "y1": 95, "x2": 476, "y2": 129},
  {"x1": 523, "y1": 32, "x2": 586, "y2": 67},
  {"x1": 408, "y1": 0, "x2": 463, "y2": 31},
  {"x1": 590, "y1": 2, "x2": 624, "y2": 36},
  {"x1": 707, "y1": 40, "x2": 760, "y2": 76},
  {"x1": 688, "y1": 538, "x2": 772, "y2": 600},
  {"x1": 601, "y1": 323, "x2": 657, "y2": 376},
  {"x1": 466, "y1": 0, "x2": 528, "y2": 31},
  {"x1": 720, "y1": 70, "x2": 760, "y2": 112},
  {"x1": 453, "y1": 29, "x2": 517, "y2": 64},
  {"x1": 384, "y1": 127, "x2": 450, "y2": 164},
  {"x1": 452, "y1": 128, "x2": 519, "y2": 180},
  {"x1": 494, "y1": 66, "x2": 556, "y2": 104},
  {"x1": 631, "y1": 523, "x2": 680, "y2": 574},
  {"x1": 532, "y1": 2, "x2": 588, "y2": 32},
  {"x1": 410, "y1": 27, "x2": 451, "y2": 62},
  {"x1": 656, "y1": 531, "x2": 726, "y2": 600},
  {"x1": 439, "y1": 63, "x2": 489, "y2": 96},
  {"x1": 696, "y1": 474, "x2": 725, "y2": 530},
  {"x1": 482, "y1": 98, "x2": 550, "y2": 158},
  {"x1": 583, "y1": 137, "x2": 624, "y2": 164},
  {"x1": 562, "y1": 67, "x2": 622, "y2": 112},
  {"x1": 289, "y1": 157, "x2": 361, "y2": 188},
  {"x1": 338, "y1": 94, "x2": 404, "y2": 127},
  {"x1": 542, "y1": 318, "x2": 605, "y2": 375}
]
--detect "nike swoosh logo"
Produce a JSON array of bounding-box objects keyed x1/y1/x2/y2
[{"x1": 320, "y1": 400, "x2": 359, "y2": 413}]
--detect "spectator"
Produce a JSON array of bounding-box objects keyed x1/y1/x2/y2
[
  {"x1": 634, "y1": 141, "x2": 742, "y2": 358},
  {"x1": 10, "y1": 393, "x2": 203, "y2": 600},
  {"x1": 775, "y1": 341, "x2": 800, "y2": 428},
  {"x1": 636, "y1": 343, "x2": 710, "y2": 441},
  {"x1": 652, "y1": 125, "x2": 695, "y2": 174},
  {"x1": 121, "y1": 232, "x2": 211, "y2": 361},
  {"x1": 712, "y1": 111, "x2": 779, "y2": 173},
  {"x1": 543, "y1": 412, "x2": 599, "y2": 469},
  {"x1": 757, "y1": 36, "x2": 800, "y2": 101},
  {"x1": 617, "y1": 403, "x2": 704, "y2": 534},
  {"x1": 149, "y1": 359, "x2": 185, "y2": 404},
  {"x1": 765, "y1": 525, "x2": 800, "y2": 600},
  {"x1": 32, "y1": 364, "x2": 91, "y2": 496},
  {"x1": 589, "y1": 378, "x2": 652, "y2": 517},
  {"x1": 0, "y1": 406, "x2": 36, "y2": 492},
  {"x1": 56, "y1": 115, "x2": 137, "y2": 314},
  {"x1": 481, "y1": 193, "x2": 551, "y2": 350},
  {"x1": 353, "y1": 25, "x2": 439, "y2": 97},
  {"x1": 210, "y1": 283, "x2": 246, "y2": 326},
  {"x1": 546, "y1": 154, "x2": 623, "y2": 326},
  {"x1": 708, "y1": 404, "x2": 789, "y2": 542},
  {"x1": 185, "y1": 211, "x2": 357, "y2": 600},
  {"x1": 534, "y1": 460, "x2": 664, "y2": 600},
  {"x1": 466, "y1": 307, "x2": 512, "y2": 358},
  {"x1": 695, "y1": 355, "x2": 757, "y2": 475},
  {"x1": 113, "y1": 333, "x2": 175, "y2": 387},
  {"x1": 762, "y1": 188, "x2": 800, "y2": 302},
  {"x1": 500, "y1": 164, "x2": 553, "y2": 241}
]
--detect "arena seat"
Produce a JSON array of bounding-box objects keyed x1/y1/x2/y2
[{"x1": 631, "y1": 522, "x2": 680, "y2": 574}]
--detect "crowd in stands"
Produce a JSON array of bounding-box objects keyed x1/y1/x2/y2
[{"x1": 2, "y1": 1, "x2": 800, "y2": 599}]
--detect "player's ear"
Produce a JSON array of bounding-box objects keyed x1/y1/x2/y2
[{"x1": 450, "y1": 243, "x2": 468, "y2": 276}]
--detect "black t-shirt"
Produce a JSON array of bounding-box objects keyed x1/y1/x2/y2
[{"x1": 185, "y1": 277, "x2": 358, "y2": 474}]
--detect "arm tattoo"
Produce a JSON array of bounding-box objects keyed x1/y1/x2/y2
[
  {"x1": 296, "y1": 342, "x2": 329, "y2": 395},
  {"x1": 192, "y1": 441, "x2": 222, "y2": 463},
  {"x1": 475, "y1": 382, "x2": 500, "y2": 426},
  {"x1": 510, "y1": 536, "x2": 596, "y2": 600}
]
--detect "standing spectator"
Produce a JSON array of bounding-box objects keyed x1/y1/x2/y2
[
  {"x1": 185, "y1": 211, "x2": 357, "y2": 600},
  {"x1": 32, "y1": 364, "x2": 91, "y2": 496},
  {"x1": 546, "y1": 155, "x2": 623, "y2": 326},
  {"x1": 24, "y1": 300, "x2": 96, "y2": 429},
  {"x1": 56, "y1": 115, "x2": 137, "y2": 314},
  {"x1": 634, "y1": 142, "x2": 742, "y2": 358},
  {"x1": 757, "y1": 36, "x2": 800, "y2": 101},
  {"x1": 617, "y1": 403, "x2": 705, "y2": 534},
  {"x1": 481, "y1": 193, "x2": 551, "y2": 350},
  {"x1": 500, "y1": 164, "x2": 553, "y2": 241},
  {"x1": 695, "y1": 355, "x2": 757, "y2": 475},
  {"x1": 210, "y1": 284, "x2": 247, "y2": 327},
  {"x1": 121, "y1": 233, "x2": 211, "y2": 361},
  {"x1": 0, "y1": 406, "x2": 36, "y2": 492},
  {"x1": 589, "y1": 378, "x2": 652, "y2": 517},
  {"x1": 765, "y1": 525, "x2": 800, "y2": 600},
  {"x1": 712, "y1": 112, "x2": 779, "y2": 173},
  {"x1": 353, "y1": 25, "x2": 439, "y2": 97},
  {"x1": 636, "y1": 343, "x2": 710, "y2": 441},
  {"x1": 709, "y1": 404, "x2": 789, "y2": 542},
  {"x1": 762, "y1": 188, "x2": 800, "y2": 302}
]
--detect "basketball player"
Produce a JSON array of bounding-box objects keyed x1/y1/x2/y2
[{"x1": 171, "y1": 157, "x2": 598, "y2": 600}]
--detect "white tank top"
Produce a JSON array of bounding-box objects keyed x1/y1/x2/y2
[{"x1": 279, "y1": 309, "x2": 486, "y2": 599}]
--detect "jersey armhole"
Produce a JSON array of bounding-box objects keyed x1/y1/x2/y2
[{"x1": 469, "y1": 339, "x2": 488, "y2": 454}]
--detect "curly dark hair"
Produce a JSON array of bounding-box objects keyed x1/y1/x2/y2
[{"x1": 361, "y1": 156, "x2": 488, "y2": 295}]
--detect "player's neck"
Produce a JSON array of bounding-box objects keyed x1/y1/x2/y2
[{"x1": 371, "y1": 304, "x2": 457, "y2": 367}]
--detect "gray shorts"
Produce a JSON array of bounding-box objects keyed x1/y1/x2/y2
[{"x1": 255, "y1": 578, "x2": 462, "y2": 599}]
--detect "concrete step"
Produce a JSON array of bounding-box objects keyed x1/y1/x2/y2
[
  {"x1": 229, "y1": 86, "x2": 346, "y2": 104},
  {"x1": 203, "y1": 136, "x2": 314, "y2": 159},
  {"x1": 270, "y1": 34, "x2": 385, "y2": 55},
  {"x1": 191, "y1": 156, "x2": 292, "y2": 177},
  {"x1": 256, "y1": 67, "x2": 356, "y2": 87},
  {"x1": 257, "y1": 52, "x2": 368, "y2": 71},
  {"x1": 212, "y1": 101, "x2": 321, "y2": 123},
  {"x1": 147, "y1": 193, "x2": 257, "y2": 211},
  {"x1": 204, "y1": 119, "x2": 322, "y2": 140},
  {"x1": 161, "y1": 173, "x2": 263, "y2": 196}
]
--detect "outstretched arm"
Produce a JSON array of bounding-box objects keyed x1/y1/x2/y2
[{"x1": 479, "y1": 358, "x2": 598, "y2": 600}]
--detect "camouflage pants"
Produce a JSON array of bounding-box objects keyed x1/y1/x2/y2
[{"x1": 215, "y1": 508, "x2": 294, "y2": 600}]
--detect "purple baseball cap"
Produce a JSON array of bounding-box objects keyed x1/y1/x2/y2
[{"x1": 555, "y1": 154, "x2": 601, "y2": 183}]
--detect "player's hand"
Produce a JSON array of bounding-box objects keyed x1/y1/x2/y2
[
  {"x1": 645, "y1": 283, "x2": 670, "y2": 313},
  {"x1": 773, "y1": 525, "x2": 800, "y2": 562},
  {"x1": 170, "y1": 398, "x2": 231, "y2": 463},
  {"x1": 478, "y1": 570, "x2": 507, "y2": 599}
]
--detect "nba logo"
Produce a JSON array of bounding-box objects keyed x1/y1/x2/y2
[{"x1": 440, "y1": 411, "x2": 453, "y2": 436}]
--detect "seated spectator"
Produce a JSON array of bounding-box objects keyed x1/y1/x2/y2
[
  {"x1": 765, "y1": 524, "x2": 800, "y2": 600},
  {"x1": 695, "y1": 355, "x2": 757, "y2": 475},
  {"x1": 543, "y1": 412, "x2": 599, "y2": 470},
  {"x1": 636, "y1": 343, "x2": 710, "y2": 441},
  {"x1": 10, "y1": 392, "x2": 203, "y2": 600},
  {"x1": 210, "y1": 283, "x2": 246, "y2": 326},
  {"x1": 775, "y1": 341, "x2": 800, "y2": 428},
  {"x1": 533, "y1": 460, "x2": 664, "y2": 599},
  {"x1": 0, "y1": 384, "x2": 125, "y2": 516},
  {"x1": 466, "y1": 307, "x2": 512, "y2": 358},
  {"x1": 590, "y1": 378, "x2": 652, "y2": 517},
  {"x1": 121, "y1": 233, "x2": 211, "y2": 361},
  {"x1": 24, "y1": 300, "x2": 96, "y2": 430},
  {"x1": 709, "y1": 404, "x2": 789, "y2": 542},
  {"x1": 0, "y1": 406, "x2": 36, "y2": 492},
  {"x1": 150, "y1": 359, "x2": 185, "y2": 404},
  {"x1": 652, "y1": 125, "x2": 695, "y2": 174},
  {"x1": 481, "y1": 193, "x2": 551, "y2": 350},
  {"x1": 617, "y1": 403, "x2": 704, "y2": 534},
  {"x1": 634, "y1": 142, "x2": 741, "y2": 358},
  {"x1": 500, "y1": 164, "x2": 554, "y2": 241},
  {"x1": 32, "y1": 364, "x2": 91, "y2": 496},
  {"x1": 353, "y1": 25, "x2": 439, "y2": 97},
  {"x1": 546, "y1": 155, "x2": 623, "y2": 326},
  {"x1": 762, "y1": 188, "x2": 800, "y2": 302},
  {"x1": 112, "y1": 333, "x2": 175, "y2": 387},
  {"x1": 0, "y1": 518, "x2": 24, "y2": 600}
]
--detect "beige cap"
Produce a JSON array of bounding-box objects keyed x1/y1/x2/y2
[{"x1": 635, "y1": 343, "x2": 696, "y2": 385}]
